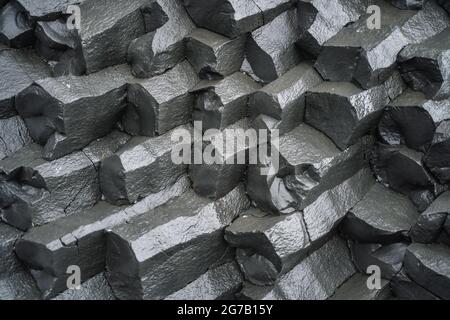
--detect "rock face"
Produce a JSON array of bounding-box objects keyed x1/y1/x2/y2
[{"x1": 0, "y1": 116, "x2": 31, "y2": 160}]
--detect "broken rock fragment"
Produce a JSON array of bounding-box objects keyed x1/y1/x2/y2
[
  {"x1": 0, "y1": 116, "x2": 31, "y2": 160},
  {"x1": 424, "y1": 120, "x2": 450, "y2": 184},
  {"x1": 124, "y1": 61, "x2": 198, "y2": 137},
  {"x1": 127, "y1": 0, "x2": 195, "y2": 78},
  {"x1": 390, "y1": 0, "x2": 424, "y2": 10},
  {"x1": 16, "y1": 64, "x2": 131, "y2": 160},
  {"x1": 296, "y1": 0, "x2": 367, "y2": 57},
  {"x1": 404, "y1": 243, "x2": 450, "y2": 299},
  {"x1": 225, "y1": 208, "x2": 310, "y2": 285},
  {"x1": 106, "y1": 185, "x2": 250, "y2": 300},
  {"x1": 192, "y1": 73, "x2": 261, "y2": 132},
  {"x1": 52, "y1": 273, "x2": 115, "y2": 300},
  {"x1": 391, "y1": 269, "x2": 440, "y2": 300},
  {"x1": 0, "y1": 1, "x2": 33, "y2": 48},
  {"x1": 330, "y1": 273, "x2": 390, "y2": 300},
  {"x1": 250, "y1": 62, "x2": 322, "y2": 134},
  {"x1": 305, "y1": 73, "x2": 404, "y2": 150},
  {"x1": 341, "y1": 183, "x2": 419, "y2": 244},
  {"x1": 100, "y1": 125, "x2": 190, "y2": 205},
  {"x1": 186, "y1": 28, "x2": 246, "y2": 79},
  {"x1": 399, "y1": 28, "x2": 450, "y2": 100},
  {"x1": 246, "y1": 9, "x2": 301, "y2": 83}
]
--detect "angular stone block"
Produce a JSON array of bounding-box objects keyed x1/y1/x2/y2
[
  {"x1": 315, "y1": 0, "x2": 449, "y2": 89},
  {"x1": 16, "y1": 64, "x2": 131, "y2": 160},
  {"x1": 349, "y1": 241, "x2": 408, "y2": 280},
  {"x1": 279, "y1": 124, "x2": 371, "y2": 210},
  {"x1": 424, "y1": 120, "x2": 450, "y2": 184},
  {"x1": 0, "y1": 49, "x2": 50, "y2": 119},
  {"x1": 399, "y1": 28, "x2": 450, "y2": 100},
  {"x1": 0, "y1": 1, "x2": 34, "y2": 48},
  {"x1": 246, "y1": 9, "x2": 301, "y2": 83},
  {"x1": 303, "y1": 168, "x2": 375, "y2": 243},
  {"x1": 341, "y1": 183, "x2": 418, "y2": 243},
  {"x1": 15, "y1": 0, "x2": 88, "y2": 20},
  {"x1": 181, "y1": 0, "x2": 263, "y2": 38},
  {"x1": 124, "y1": 61, "x2": 199, "y2": 137},
  {"x1": 0, "y1": 223, "x2": 23, "y2": 275},
  {"x1": 329, "y1": 273, "x2": 390, "y2": 300},
  {"x1": 225, "y1": 208, "x2": 310, "y2": 285},
  {"x1": 189, "y1": 119, "x2": 257, "y2": 200},
  {"x1": 250, "y1": 62, "x2": 322, "y2": 134},
  {"x1": 106, "y1": 185, "x2": 250, "y2": 300},
  {"x1": 404, "y1": 243, "x2": 450, "y2": 299},
  {"x1": 0, "y1": 116, "x2": 31, "y2": 160},
  {"x1": 192, "y1": 73, "x2": 260, "y2": 132},
  {"x1": 239, "y1": 236, "x2": 355, "y2": 300},
  {"x1": 297, "y1": 0, "x2": 367, "y2": 57},
  {"x1": 410, "y1": 191, "x2": 450, "y2": 243},
  {"x1": 371, "y1": 143, "x2": 444, "y2": 211},
  {"x1": 100, "y1": 125, "x2": 190, "y2": 205},
  {"x1": 391, "y1": 269, "x2": 440, "y2": 300},
  {"x1": 15, "y1": 175, "x2": 190, "y2": 299},
  {"x1": 0, "y1": 269, "x2": 42, "y2": 300},
  {"x1": 165, "y1": 261, "x2": 243, "y2": 300},
  {"x1": 186, "y1": 28, "x2": 246, "y2": 80},
  {"x1": 390, "y1": 0, "x2": 423, "y2": 10},
  {"x1": 305, "y1": 73, "x2": 404, "y2": 150},
  {"x1": 127, "y1": 0, "x2": 195, "y2": 78},
  {"x1": 52, "y1": 273, "x2": 115, "y2": 300}
]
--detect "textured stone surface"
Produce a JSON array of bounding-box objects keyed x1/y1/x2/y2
[
  {"x1": 106, "y1": 185, "x2": 250, "y2": 300},
  {"x1": 391, "y1": 269, "x2": 440, "y2": 300},
  {"x1": 192, "y1": 73, "x2": 260, "y2": 132},
  {"x1": 250, "y1": 62, "x2": 322, "y2": 134},
  {"x1": 0, "y1": 2, "x2": 33, "y2": 48},
  {"x1": 16, "y1": 64, "x2": 131, "y2": 160},
  {"x1": 404, "y1": 243, "x2": 450, "y2": 299},
  {"x1": 225, "y1": 208, "x2": 310, "y2": 285},
  {"x1": 399, "y1": 28, "x2": 450, "y2": 100},
  {"x1": 15, "y1": 0, "x2": 88, "y2": 20},
  {"x1": 52, "y1": 273, "x2": 115, "y2": 300},
  {"x1": 124, "y1": 61, "x2": 199, "y2": 137},
  {"x1": 315, "y1": 0, "x2": 449, "y2": 89},
  {"x1": 15, "y1": 175, "x2": 190, "y2": 299},
  {"x1": 390, "y1": 0, "x2": 424, "y2": 10},
  {"x1": 342, "y1": 183, "x2": 418, "y2": 244},
  {"x1": 165, "y1": 261, "x2": 243, "y2": 300},
  {"x1": 305, "y1": 73, "x2": 404, "y2": 150},
  {"x1": 424, "y1": 120, "x2": 450, "y2": 184},
  {"x1": 186, "y1": 29, "x2": 246, "y2": 80},
  {"x1": 246, "y1": 9, "x2": 301, "y2": 83},
  {"x1": 0, "y1": 116, "x2": 31, "y2": 160},
  {"x1": 239, "y1": 236, "x2": 355, "y2": 300},
  {"x1": 0, "y1": 49, "x2": 50, "y2": 119},
  {"x1": 297, "y1": 0, "x2": 367, "y2": 57},
  {"x1": 127, "y1": 0, "x2": 195, "y2": 78},
  {"x1": 100, "y1": 125, "x2": 190, "y2": 205},
  {"x1": 330, "y1": 273, "x2": 390, "y2": 300}
]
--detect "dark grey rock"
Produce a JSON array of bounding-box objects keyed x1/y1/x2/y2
[
  {"x1": 250, "y1": 62, "x2": 322, "y2": 135},
  {"x1": 0, "y1": 269, "x2": 42, "y2": 300},
  {"x1": 303, "y1": 167, "x2": 375, "y2": 243},
  {"x1": 225, "y1": 208, "x2": 310, "y2": 285},
  {"x1": 0, "y1": 1, "x2": 33, "y2": 48},
  {"x1": 239, "y1": 236, "x2": 355, "y2": 300},
  {"x1": 253, "y1": 0, "x2": 294, "y2": 23},
  {"x1": 124, "y1": 61, "x2": 199, "y2": 137},
  {"x1": 186, "y1": 28, "x2": 246, "y2": 80},
  {"x1": 181, "y1": 0, "x2": 263, "y2": 38},
  {"x1": 0, "y1": 223, "x2": 23, "y2": 275},
  {"x1": 404, "y1": 243, "x2": 450, "y2": 299},
  {"x1": 192, "y1": 73, "x2": 260, "y2": 132},
  {"x1": 329, "y1": 273, "x2": 390, "y2": 300},
  {"x1": 371, "y1": 144, "x2": 444, "y2": 211},
  {"x1": 0, "y1": 116, "x2": 31, "y2": 160},
  {"x1": 52, "y1": 273, "x2": 116, "y2": 300},
  {"x1": 15, "y1": 0, "x2": 87, "y2": 20},
  {"x1": 15, "y1": 175, "x2": 190, "y2": 299},
  {"x1": 127, "y1": 0, "x2": 195, "y2": 78},
  {"x1": 105, "y1": 185, "x2": 250, "y2": 300},
  {"x1": 410, "y1": 191, "x2": 450, "y2": 243},
  {"x1": 391, "y1": 269, "x2": 440, "y2": 300},
  {"x1": 341, "y1": 183, "x2": 418, "y2": 244},
  {"x1": 390, "y1": 0, "x2": 424, "y2": 10},
  {"x1": 280, "y1": 124, "x2": 372, "y2": 210},
  {"x1": 100, "y1": 125, "x2": 190, "y2": 205},
  {"x1": 399, "y1": 28, "x2": 450, "y2": 100},
  {"x1": 16, "y1": 64, "x2": 131, "y2": 160},
  {"x1": 165, "y1": 261, "x2": 243, "y2": 300},
  {"x1": 315, "y1": 0, "x2": 449, "y2": 89},
  {"x1": 438, "y1": 0, "x2": 450, "y2": 14},
  {"x1": 297, "y1": 0, "x2": 367, "y2": 57},
  {"x1": 0, "y1": 49, "x2": 50, "y2": 119},
  {"x1": 305, "y1": 73, "x2": 404, "y2": 150},
  {"x1": 424, "y1": 120, "x2": 450, "y2": 184},
  {"x1": 349, "y1": 241, "x2": 408, "y2": 280},
  {"x1": 246, "y1": 9, "x2": 301, "y2": 83}
]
